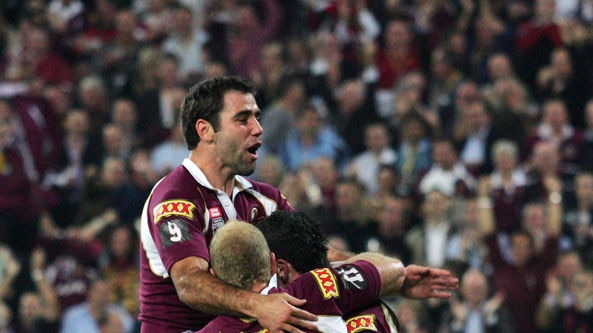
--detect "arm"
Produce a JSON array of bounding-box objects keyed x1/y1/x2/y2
[
  {"x1": 477, "y1": 176, "x2": 496, "y2": 237},
  {"x1": 336, "y1": 252, "x2": 458, "y2": 299},
  {"x1": 0, "y1": 247, "x2": 20, "y2": 301},
  {"x1": 170, "y1": 256, "x2": 317, "y2": 333},
  {"x1": 543, "y1": 175, "x2": 562, "y2": 237},
  {"x1": 397, "y1": 264, "x2": 459, "y2": 299},
  {"x1": 30, "y1": 247, "x2": 59, "y2": 322},
  {"x1": 342, "y1": 252, "x2": 406, "y2": 296}
]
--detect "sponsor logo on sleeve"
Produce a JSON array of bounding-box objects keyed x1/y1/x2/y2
[
  {"x1": 311, "y1": 268, "x2": 339, "y2": 299},
  {"x1": 346, "y1": 315, "x2": 378, "y2": 333},
  {"x1": 153, "y1": 200, "x2": 196, "y2": 223}
]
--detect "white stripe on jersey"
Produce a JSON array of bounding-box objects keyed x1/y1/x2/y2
[{"x1": 141, "y1": 179, "x2": 169, "y2": 278}]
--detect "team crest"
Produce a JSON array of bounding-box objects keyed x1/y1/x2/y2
[
  {"x1": 347, "y1": 315, "x2": 378, "y2": 333},
  {"x1": 153, "y1": 200, "x2": 196, "y2": 223},
  {"x1": 250, "y1": 206, "x2": 259, "y2": 222},
  {"x1": 311, "y1": 268, "x2": 339, "y2": 299}
]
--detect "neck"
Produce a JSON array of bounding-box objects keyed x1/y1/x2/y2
[
  {"x1": 251, "y1": 280, "x2": 270, "y2": 293},
  {"x1": 190, "y1": 150, "x2": 235, "y2": 195}
]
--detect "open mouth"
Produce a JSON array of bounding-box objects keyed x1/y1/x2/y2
[{"x1": 246, "y1": 142, "x2": 261, "y2": 157}]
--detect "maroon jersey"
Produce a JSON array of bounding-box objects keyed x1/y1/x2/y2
[
  {"x1": 197, "y1": 261, "x2": 382, "y2": 333},
  {"x1": 345, "y1": 300, "x2": 401, "y2": 333},
  {"x1": 139, "y1": 159, "x2": 294, "y2": 332}
]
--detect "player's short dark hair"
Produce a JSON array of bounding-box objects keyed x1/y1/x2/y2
[
  {"x1": 180, "y1": 76, "x2": 256, "y2": 149},
  {"x1": 257, "y1": 211, "x2": 329, "y2": 273}
]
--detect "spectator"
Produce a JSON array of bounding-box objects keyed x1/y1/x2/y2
[
  {"x1": 562, "y1": 172, "x2": 593, "y2": 267},
  {"x1": 345, "y1": 122, "x2": 397, "y2": 196},
  {"x1": 455, "y1": 98, "x2": 496, "y2": 175},
  {"x1": 224, "y1": 0, "x2": 282, "y2": 78},
  {"x1": 259, "y1": 76, "x2": 307, "y2": 156},
  {"x1": 135, "y1": 53, "x2": 186, "y2": 148},
  {"x1": 394, "y1": 111, "x2": 433, "y2": 196},
  {"x1": 487, "y1": 226, "x2": 558, "y2": 333},
  {"x1": 374, "y1": 18, "x2": 421, "y2": 90},
  {"x1": 98, "y1": 9, "x2": 145, "y2": 98},
  {"x1": 250, "y1": 42, "x2": 287, "y2": 110},
  {"x1": 427, "y1": 47, "x2": 465, "y2": 118},
  {"x1": 446, "y1": 197, "x2": 492, "y2": 270},
  {"x1": 253, "y1": 154, "x2": 285, "y2": 189},
  {"x1": 327, "y1": 177, "x2": 375, "y2": 253},
  {"x1": 281, "y1": 104, "x2": 348, "y2": 172},
  {"x1": 522, "y1": 98, "x2": 583, "y2": 182},
  {"x1": 523, "y1": 140, "x2": 570, "y2": 204},
  {"x1": 13, "y1": 247, "x2": 60, "y2": 333},
  {"x1": 332, "y1": 79, "x2": 381, "y2": 156},
  {"x1": 60, "y1": 277, "x2": 134, "y2": 333},
  {"x1": 161, "y1": 5, "x2": 208, "y2": 85},
  {"x1": 150, "y1": 115, "x2": 187, "y2": 178},
  {"x1": 536, "y1": 250, "x2": 584, "y2": 331},
  {"x1": 417, "y1": 136, "x2": 475, "y2": 200},
  {"x1": 0, "y1": 99, "x2": 45, "y2": 256},
  {"x1": 536, "y1": 47, "x2": 590, "y2": 128},
  {"x1": 406, "y1": 189, "x2": 456, "y2": 268},
  {"x1": 98, "y1": 225, "x2": 140, "y2": 327},
  {"x1": 476, "y1": 139, "x2": 528, "y2": 234},
  {"x1": 109, "y1": 98, "x2": 142, "y2": 153},
  {"x1": 515, "y1": 0, "x2": 564, "y2": 91},
  {"x1": 443, "y1": 268, "x2": 515, "y2": 332},
  {"x1": 365, "y1": 195, "x2": 413, "y2": 264},
  {"x1": 309, "y1": 156, "x2": 341, "y2": 219}
]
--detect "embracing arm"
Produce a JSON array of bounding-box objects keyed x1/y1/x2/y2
[
  {"x1": 170, "y1": 256, "x2": 317, "y2": 333},
  {"x1": 343, "y1": 252, "x2": 406, "y2": 296},
  {"x1": 341, "y1": 253, "x2": 458, "y2": 299}
]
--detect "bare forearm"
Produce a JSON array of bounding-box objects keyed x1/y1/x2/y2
[
  {"x1": 173, "y1": 268, "x2": 259, "y2": 318},
  {"x1": 343, "y1": 252, "x2": 406, "y2": 296}
]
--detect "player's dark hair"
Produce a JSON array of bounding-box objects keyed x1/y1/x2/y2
[
  {"x1": 180, "y1": 76, "x2": 256, "y2": 149},
  {"x1": 257, "y1": 211, "x2": 329, "y2": 273}
]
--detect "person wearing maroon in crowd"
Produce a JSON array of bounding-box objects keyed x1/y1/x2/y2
[
  {"x1": 138, "y1": 76, "x2": 320, "y2": 333},
  {"x1": 197, "y1": 218, "x2": 458, "y2": 333}
]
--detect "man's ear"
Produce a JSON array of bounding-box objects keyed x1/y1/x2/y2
[
  {"x1": 276, "y1": 258, "x2": 291, "y2": 285},
  {"x1": 196, "y1": 119, "x2": 215, "y2": 143}
]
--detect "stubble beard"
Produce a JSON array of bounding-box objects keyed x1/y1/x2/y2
[{"x1": 215, "y1": 136, "x2": 256, "y2": 176}]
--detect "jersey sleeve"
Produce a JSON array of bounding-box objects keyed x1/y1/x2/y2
[
  {"x1": 143, "y1": 186, "x2": 209, "y2": 276},
  {"x1": 286, "y1": 260, "x2": 382, "y2": 316}
]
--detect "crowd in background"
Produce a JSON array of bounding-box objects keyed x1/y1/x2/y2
[{"x1": 1, "y1": 0, "x2": 593, "y2": 332}]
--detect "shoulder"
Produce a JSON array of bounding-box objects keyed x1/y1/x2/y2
[
  {"x1": 241, "y1": 177, "x2": 286, "y2": 200},
  {"x1": 150, "y1": 166, "x2": 203, "y2": 202}
]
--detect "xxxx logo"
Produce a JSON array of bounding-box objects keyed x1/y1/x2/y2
[
  {"x1": 347, "y1": 315, "x2": 377, "y2": 333},
  {"x1": 311, "y1": 268, "x2": 339, "y2": 299},
  {"x1": 153, "y1": 200, "x2": 196, "y2": 223}
]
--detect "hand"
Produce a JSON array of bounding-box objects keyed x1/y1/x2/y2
[
  {"x1": 399, "y1": 265, "x2": 459, "y2": 299},
  {"x1": 484, "y1": 291, "x2": 505, "y2": 316},
  {"x1": 255, "y1": 293, "x2": 317, "y2": 333},
  {"x1": 449, "y1": 294, "x2": 468, "y2": 322},
  {"x1": 477, "y1": 176, "x2": 492, "y2": 197},
  {"x1": 30, "y1": 247, "x2": 46, "y2": 271},
  {"x1": 543, "y1": 175, "x2": 561, "y2": 193}
]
